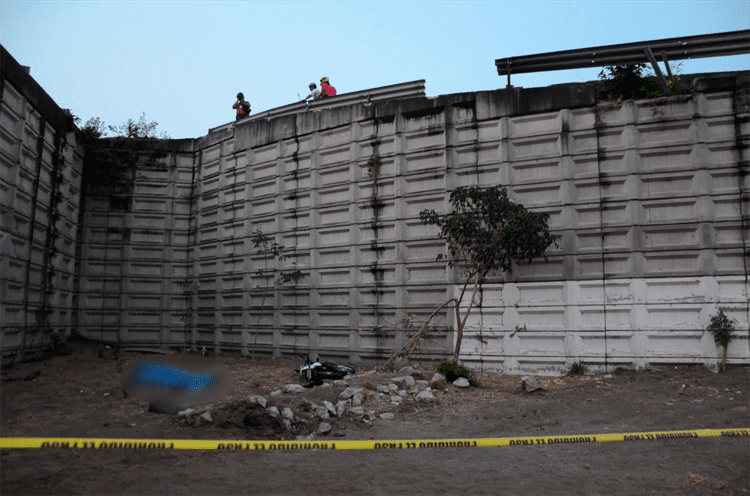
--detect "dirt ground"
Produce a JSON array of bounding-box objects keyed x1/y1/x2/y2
[{"x1": 1, "y1": 338, "x2": 748, "y2": 496}]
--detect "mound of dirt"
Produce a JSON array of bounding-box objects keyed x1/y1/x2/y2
[{"x1": 183, "y1": 403, "x2": 286, "y2": 439}]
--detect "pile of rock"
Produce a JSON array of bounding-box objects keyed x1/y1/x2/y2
[
  {"x1": 368, "y1": 375, "x2": 437, "y2": 406},
  {"x1": 174, "y1": 365, "x2": 460, "y2": 436}
]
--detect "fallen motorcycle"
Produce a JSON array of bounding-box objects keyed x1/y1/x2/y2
[{"x1": 297, "y1": 354, "x2": 355, "y2": 385}]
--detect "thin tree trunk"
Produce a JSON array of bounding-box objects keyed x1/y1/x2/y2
[
  {"x1": 379, "y1": 298, "x2": 457, "y2": 371},
  {"x1": 452, "y1": 273, "x2": 482, "y2": 362},
  {"x1": 452, "y1": 304, "x2": 464, "y2": 363},
  {"x1": 721, "y1": 345, "x2": 728, "y2": 371}
]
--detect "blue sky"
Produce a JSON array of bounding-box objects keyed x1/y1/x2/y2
[{"x1": 1, "y1": 1, "x2": 748, "y2": 139}]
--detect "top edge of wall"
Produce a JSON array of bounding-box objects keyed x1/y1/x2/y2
[
  {"x1": 1, "y1": 44, "x2": 79, "y2": 136},
  {"x1": 197, "y1": 70, "x2": 748, "y2": 150}
]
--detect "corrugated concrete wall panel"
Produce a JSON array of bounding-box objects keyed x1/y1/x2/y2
[
  {"x1": 6, "y1": 55, "x2": 745, "y2": 372},
  {"x1": 1, "y1": 49, "x2": 86, "y2": 364}
]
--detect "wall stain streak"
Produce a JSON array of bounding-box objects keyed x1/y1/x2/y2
[{"x1": 368, "y1": 118, "x2": 388, "y2": 357}]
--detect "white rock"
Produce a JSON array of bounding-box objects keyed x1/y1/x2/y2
[
  {"x1": 399, "y1": 365, "x2": 415, "y2": 374},
  {"x1": 296, "y1": 434, "x2": 315, "y2": 441},
  {"x1": 391, "y1": 376, "x2": 416, "y2": 388},
  {"x1": 431, "y1": 373, "x2": 446, "y2": 383},
  {"x1": 348, "y1": 406, "x2": 364, "y2": 416},
  {"x1": 283, "y1": 384, "x2": 306, "y2": 394},
  {"x1": 521, "y1": 376, "x2": 542, "y2": 392},
  {"x1": 282, "y1": 407, "x2": 295, "y2": 420},
  {"x1": 388, "y1": 384, "x2": 399, "y2": 393},
  {"x1": 323, "y1": 400, "x2": 337, "y2": 416},
  {"x1": 267, "y1": 406, "x2": 280, "y2": 417},
  {"x1": 177, "y1": 408, "x2": 195, "y2": 418},
  {"x1": 351, "y1": 393, "x2": 363, "y2": 407},
  {"x1": 332, "y1": 380, "x2": 349, "y2": 387},
  {"x1": 377, "y1": 385, "x2": 390, "y2": 394},
  {"x1": 453, "y1": 377, "x2": 470, "y2": 388},
  {"x1": 391, "y1": 395, "x2": 403, "y2": 405},
  {"x1": 322, "y1": 383, "x2": 331, "y2": 388},
  {"x1": 339, "y1": 387, "x2": 363, "y2": 399},
  {"x1": 335, "y1": 404, "x2": 346, "y2": 417},
  {"x1": 416, "y1": 391, "x2": 436, "y2": 403},
  {"x1": 270, "y1": 390, "x2": 282, "y2": 397},
  {"x1": 247, "y1": 395, "x2": 267, "y2": 408},
  {"x1": 199, "y1": 412, "x2": 213, "y2": 423},
  {"x1": 282, "y1": 418, "x2": 292, "y2": 430},
  {"x1": 366, "y1": 410, "x2": 377, "y2": 421},
  {"x1": 318, "y1": 422, "x2": 332, "y2": 434},
  {"x1": 415, "y1": 380, "x2": 430, "y2": 391},
  {"x1": 380, "y1": 413, "x2": 395, "y2": 420},
  {"x1": 398, "y1": 390, "x2": 408, "y2": 398},
  {"x1": 314, "y1": 406, "x2": 330, "y2": 419}
]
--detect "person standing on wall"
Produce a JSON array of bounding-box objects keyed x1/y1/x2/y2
[
  {"x1": 232, "y1": 93, "x2": 251, "y2": 121},
  {"x1": 319, "y1": 77, "x2": 337, "y2": 99},
  {"x1": 302, "y1": 83, "x2": 322, "y2": 102}
]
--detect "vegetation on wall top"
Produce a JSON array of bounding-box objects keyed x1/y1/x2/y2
[
  {"x1": 598, "y1": 63, "x2": 683, "y2": 102},
  {"x1": 74, "y1": 113, "x2": 170, "y2": 189}
]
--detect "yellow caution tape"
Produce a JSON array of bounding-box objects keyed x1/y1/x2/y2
[{"x1": 1, "y1": 428, "x2": 747, "y2": 452}]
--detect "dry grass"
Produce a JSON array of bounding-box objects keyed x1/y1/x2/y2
[{"x1": 683, "y1": 472, "x2": 747, "y2": 495}]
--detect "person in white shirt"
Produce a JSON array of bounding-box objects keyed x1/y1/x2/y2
[{"x1": 302, "y1": 83, "x2": 322, "y2": 102}]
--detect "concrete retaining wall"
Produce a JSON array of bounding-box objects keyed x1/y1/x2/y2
[
  {"x1": 73, "y1": 72, "x2": 750, "y2": 373},
  {"x1": 2, "y1": 39, "x2": 748, "y2": 373},
  {"x1": 1, "y1": 46, "x2": 85, "y2": 363}
]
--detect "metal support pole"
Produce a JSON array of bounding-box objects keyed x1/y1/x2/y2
[
  {"x1": 644, "y1": 47, "x2": 669, "y2": 92},
  {"x1": 660, "y1": 50, "x2": 674, "y2": 82},
  {"x1": 506, "y1": 60, "x2": 512, "y2": 88}
]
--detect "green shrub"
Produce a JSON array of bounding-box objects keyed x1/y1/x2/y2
[
  {"x1": 707, "y1": 310, "x2": 738, "y2": 372},
  {"x1": 438, "y1": 360, "x2": 479, "y2": 387},
  {"x1": 566, "y1": 359, "x2": 589, "y2": 376},
  {"x1": 598, "y1": 64, "x2": 682, "y2": 101}
]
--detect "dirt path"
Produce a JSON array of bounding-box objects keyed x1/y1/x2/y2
[{"x1": 1, "y1": 339, "x2": 748, "y2": 495}]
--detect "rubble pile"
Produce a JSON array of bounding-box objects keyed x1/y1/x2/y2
[{"x1": 173, "y1": 364, "x2": 456, "y2": 440}]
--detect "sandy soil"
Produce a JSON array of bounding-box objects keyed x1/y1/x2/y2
[{"x1": 1, "y1": 338, "x2": 748, "y2": 496}]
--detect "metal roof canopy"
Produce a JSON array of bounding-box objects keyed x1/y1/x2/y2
[{"x1": 495, "y1": 30, "x2": 750, "y2": 90}]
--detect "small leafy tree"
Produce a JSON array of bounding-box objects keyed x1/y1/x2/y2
[
  {"x1": 177, "y1": 277, "x2": 200, "y2": 353},
  {"x1": 707, "y1": 310, "x2": 738, "y2": 372},
  {"x1": 382, "y1": 186, "x2": 557, "y2": 369},
  {"x1": 250, "y1": 228, "x2": 303, "y2": 359},
  {"x1": 81, "y1": 117, "x2": 108, "y2": 138},
  {"x1": 107, "y1": 112, "x2": 170, "y2": 139}
]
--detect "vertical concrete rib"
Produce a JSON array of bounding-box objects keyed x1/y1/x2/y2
[
  {"x1": 271, "y1": 138, "x2": 283, "y2": 358},
  {"x1": 19, "y1": 116, "x2": 46, "y2": 359},
  {"x1": 308, "y1": 121, "x2": 321, "y2": 360},
  {"x1": 187, "y1": 146, "x2": 201, "y2": 352},
  {"x1": 731, "y1": 78, "x2": 750, "y2": 356},
  {"x1": 593, "y1": 102, "x2": 610, "y2": 372},
  {"x1": 37, "y1": 131, "x2": 64, "y2": 344},
  {"x1": 444, "y1": 99, "x2": 461, "y2": 363}
]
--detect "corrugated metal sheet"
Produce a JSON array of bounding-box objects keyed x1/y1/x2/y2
[{"x1": 496, "y1": 30, "x2": 750, "y2": 77}]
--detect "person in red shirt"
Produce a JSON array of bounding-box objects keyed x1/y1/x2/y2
[
  {"x1": 319, "y1": 77, "x2": 337, "y2": 99},
  {"x1": 232, "y1": 93, "x2": 251, "y2": 121}
]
